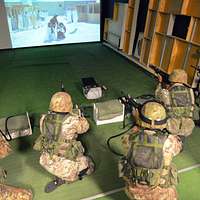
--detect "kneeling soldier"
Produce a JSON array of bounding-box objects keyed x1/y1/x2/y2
[
  {"x1": 119, "y1": 101, "x2": 182, "y2": 200},
  {"x1": 155, "y1": 69, "x2": 195, "y2": 137},
  {"x1": 34, "y1": 91, "x2": 94, "y2": 193}
]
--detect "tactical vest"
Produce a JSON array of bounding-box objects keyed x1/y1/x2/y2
[
  {"x1": 119, "y1": 130, "x2": 178, "y2": 187},
  {"x1": 167, "y1": 84, "x2": 193, "y2": 118},
  {"x1": 41, "y1": 113, "x2": 84, "y2": 160}
]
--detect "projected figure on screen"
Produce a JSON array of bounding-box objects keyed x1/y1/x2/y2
[
  {"x1": 57, "y1": 22, "x2": 66, "y2": 40},
  {"x1": 45, "y1": 15, "x2": 58, "y2": 42}
]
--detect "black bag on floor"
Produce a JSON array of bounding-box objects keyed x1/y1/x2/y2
[{"x1": 81, "y1": 77, "x2": 103, "y2": 100}]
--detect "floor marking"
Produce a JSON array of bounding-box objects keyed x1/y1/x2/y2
[
  {"x1": 81, "y1": 188, "x2": 124, "y2": 200},
  {"x1": 178, "y1": 163, "x2": 200, "y2": 173},
  {"x1": 81, "y1": 163, "x2": 200, "y2": 200}
]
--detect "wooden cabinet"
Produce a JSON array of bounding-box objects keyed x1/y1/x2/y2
[{"x1": 103, "y1": 0, "x2": 200, "y2": 86}]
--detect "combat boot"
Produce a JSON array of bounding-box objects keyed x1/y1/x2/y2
[
  {"x1": 45, "y1": 177, "x2": 66, "y2": 193},
  {"x1": 78, "y1": 157, "x2": 95, "y2": 180}
]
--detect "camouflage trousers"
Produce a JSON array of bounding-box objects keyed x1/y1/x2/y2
[
  {"x1": 40, "y1": 152, "x2": 94, "y2": 182},
  {"x1": 125, "y1": 183, "x2": 178, "y2": 200},
  {"x1": 0, "y1": 184, "x2": 32, "y2": 200}
]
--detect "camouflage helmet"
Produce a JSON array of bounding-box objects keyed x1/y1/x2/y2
[
  {"x1": 137, "y1": 101, "x2": 167, "y2": 130},
  {"x1": 169, "y1": 69, "x2": 188, "y2": 84},
  {"x1": 49, "y1": 92, "x2": 73, "y2": 113}
]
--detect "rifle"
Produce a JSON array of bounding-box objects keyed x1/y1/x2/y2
[
  {"x1": 118, "y1": 92, "x2": 155, "y2": 128},
  {"x1": 191, "y1": 65, "x2": 200, "y2": 98},
  {"x1": 149, "y1": 64, "x2": 170, "y2": 86},
  {"x1": 60, "y1": 80, "x2": 65, "y2": 92},
  {"x1": 107, "y1": 93, "x2": 156, "y2": 156},
  {"x1": 118, "y1": 94, "x2": 140, "y2": 114}
]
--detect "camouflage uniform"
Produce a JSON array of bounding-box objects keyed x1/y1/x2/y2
[
  {"x1": 119, "y1": 102, "x2": 182, "y2": 200},
  {"x1": 155, "y1": 69, "x2": 195, "y2": 137},
  {"x1": 0, "y1": 135, "x2": 33, "y2": 200},
  {"x1": 34, "y1": 92, "x2": 94, "y2": 191},
  {"x1": 34, "y1": 113, "x2": 94, "y2": 182}
]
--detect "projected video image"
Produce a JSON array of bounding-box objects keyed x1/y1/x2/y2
[{"x1": 5, "y1": 0, "x2": 100, "y2": 48}]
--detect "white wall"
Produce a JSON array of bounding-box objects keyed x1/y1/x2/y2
[{"x1": 0, "y1": 1, "x2": 12, "y2": 49}]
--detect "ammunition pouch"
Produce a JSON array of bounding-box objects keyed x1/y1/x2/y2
[
  {"x1": 42, "y1": 139, "x2": 85, "y2": 161},
  {"x1": 161, "y1": 164, "x2": 179, "y2": 187},
  {"x1": 119, "y1": 158, "x2": 178, "y2": 187},
  {"x1": 62, "y1": 140, "x2": 84, "y2": 160},
  {"x1": 119, "y1": 158, "x2": 161, "y2": 186}
]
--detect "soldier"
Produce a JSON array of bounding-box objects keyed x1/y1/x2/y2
[
  {"x1": 155, "y1": 69, "x2": 195, "y2": 137},
  {"x1": 0, "y1": 135, "x2": 33, "y2": 200},
  {"x1": 119, "y1": 101, "x2": 182, "y2": 200},
  {"x1": 33, "y1": 91, "x2": 94, "y2": 193}
]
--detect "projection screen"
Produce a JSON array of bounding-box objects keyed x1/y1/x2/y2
[{"x1": 0, "y1": 0, "x2": 100, "y2": 49}]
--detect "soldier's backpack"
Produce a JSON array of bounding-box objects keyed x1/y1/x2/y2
[
  {"x1": 40, "y1": 113, "x2": 85, "y2": 159},
  {"x1": 119, "y1": 130, "x2": 178, "y2": 187},
  {"x1": 168, "y1": 84, "x2": 194, "y2": 118}
]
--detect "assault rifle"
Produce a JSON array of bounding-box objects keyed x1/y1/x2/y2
[
  {"x1": 118, "y1": 92, "x2": 155, "y2": 128},
  {"x1": 118, "y1": 94, "x2": 140, "y2": 114},
  {"x1": 191, "y1": 65, "x2": 200, "y2": 97},
  {"x1": 107, "y1": 93, "x2": 155, "y2": 156},
  {"x1": 149, "y1": 64, "x2": 170, "y2": 86}
]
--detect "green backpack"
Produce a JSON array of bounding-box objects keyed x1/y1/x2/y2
[
  {"x1": 119, "y1": 130, "x2": 178, "y2": 187},
  {"x1": 168, "y1": 85, "x2": 193, "y2": 118},
  {"x1": 41, "y1": 113, "x2": 84, "y2": 160}
]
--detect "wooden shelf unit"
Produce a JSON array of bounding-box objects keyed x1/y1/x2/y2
[
  {"x1": 181, "y1": 0, "x2": 200, "y2": 18},
  {"x1": 144, "y1": 10, "x2": 157, "y2": 38},
  {"x1": 159, "y1": 0, "x2": 183, "y2": 14},
  {"x1": 148, "y1": 0, "x2": 159, "y2": 10},
  {"x1": 140, "y1": 38, "x2": 151, "y2": 65},
  {"x1": 103, "y1": 0, "x2": 200, "y2": 87},
  {"x1": 141, "y1": 0, "x2": 200, "y2": 86},
  {"x1": 149, "y1": 33, "x2": 165, "y2": 67},
  {"x1": 155, "y1": 12, "x2": 170, "y2": 34},
  {"x1": 123, "y1": 0, "x2": 136, "y2": 53},
  {"x1": 192, "y1": 18, "x2": 200, "y2": 45},
  {"x1": 160, "y1": 37, "x2": 174, "y2": 72},
  {"x1": 167, "y1": 39, "x2": 188, "y2": 73}
]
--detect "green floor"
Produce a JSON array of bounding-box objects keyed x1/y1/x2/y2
[{"x1": 0, "y1": 43, "x2": 199, "y2": 200}]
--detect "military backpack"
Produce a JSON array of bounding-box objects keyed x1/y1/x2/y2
[
  {"x1": 119, "y1": 130, "x2": 178, "y2": 187},
  {"x1": 168, "y1": 84, "x2": 194, "y2": 118}
]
